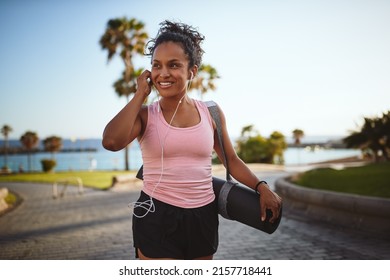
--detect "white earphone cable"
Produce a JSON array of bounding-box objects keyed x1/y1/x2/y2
[{"x1": 130, "y1": 95, "x2": 185, "y2": 218}]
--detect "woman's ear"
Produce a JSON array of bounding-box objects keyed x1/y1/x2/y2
[{"x1": 189, "y1": 65, "x2": 198, "y2": 80}]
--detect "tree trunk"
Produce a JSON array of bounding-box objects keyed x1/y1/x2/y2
[
  {"x1": 28, "y1": 152, "x2": 32, "y2": 172},
  {"x1": 125, "y1": 145, "x2": 130, "y2": 171},
  {"x1": 380, "y1": 147, "x2": 389, "y2": 161}
]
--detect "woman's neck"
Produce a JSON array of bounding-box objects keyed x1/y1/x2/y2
[{"x1": 159, "y1": 94, "x2": 191, "y2": 112}]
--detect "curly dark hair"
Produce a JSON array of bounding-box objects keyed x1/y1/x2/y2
[{"x1": 145, "y1": 20, "x2": 205, "y2": 69}]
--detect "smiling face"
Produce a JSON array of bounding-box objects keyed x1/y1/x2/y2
[{"x1": 151, "y1": 41, "x2": 192, "y2": 98}]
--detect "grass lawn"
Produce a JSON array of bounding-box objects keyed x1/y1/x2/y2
[
  {"x1": 0, "y1": 170, "x2": 136, "y2": 190},
  {"x1": 1, "y1": 163, "x2": 389, "y2": 198},
  {"x1": 292, "y1": 162, "x2": 390, "y2": 198}
]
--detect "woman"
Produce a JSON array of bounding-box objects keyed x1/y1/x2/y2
[{"x1": 102, "y1": 20, "x2": 282, "y2": 260}]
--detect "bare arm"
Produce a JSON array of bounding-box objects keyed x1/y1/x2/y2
[
  {"x1": 102, "y1": 70, "x2": 152, "y2": 151},
  {"x1": 213, "y1": 105, "x2": 282, "y2": 223}
]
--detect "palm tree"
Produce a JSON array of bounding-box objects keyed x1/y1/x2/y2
[
  {"x1": 241, "y1": 125, "x2": 256, "y2": 137},
  {"x1": 292, "y1": 129, "x2": 305, "y2": 146},
  {"x1": 343, "y1": 115, "x2": 389, "y2": 162},
  {"x1": 113, "y1": 68, "x2": 144, "y2": 102},
  {"x1": 1, "y1": 124, "x2": 12, "y2": 172},
  {"x1": 100, "y1": 17, "x2": 148, "y2": 170},
  {"x1": 43, "y1": 136, "x2": 62, "y2": 159},
  {"x1": 292, "y1": 129, "x2": 304, "y2": 165},
  {"x1": 378, "y1": 111, "x2": 390, "y2": 160},
  {"x1": 20, "y1": 131, "x2": 39, "y2": 171},
  {"x1": 188, "y1": 64, "x2": 220, "y2": 98}
]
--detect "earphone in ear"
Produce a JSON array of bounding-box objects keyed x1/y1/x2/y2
[{"x1": 190, "y1": 71, "x2": 194, "y2": 80}]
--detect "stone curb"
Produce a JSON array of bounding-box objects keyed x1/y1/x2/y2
[{"x1": 275, "y1": 177, "x2": 390, "y2": 236}]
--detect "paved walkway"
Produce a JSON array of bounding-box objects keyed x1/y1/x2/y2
[{"x1": 1, "y1": 168, "x2": 390, "y2": 260}]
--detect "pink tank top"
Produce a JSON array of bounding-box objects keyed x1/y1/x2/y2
[{"x1": 139, "y1": 99, "x2": 215, "y2": 208}]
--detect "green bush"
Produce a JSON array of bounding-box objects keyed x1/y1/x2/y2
[
  {"x1": 40, "y1": 159, "x2": 56, "y2": 172},
  {"x1": 1, "y1": 166, "x2": 11, "y2": 173}
]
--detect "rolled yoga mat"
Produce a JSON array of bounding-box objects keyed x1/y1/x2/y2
[
  {"x1": 212, "y1": 176, "x2": 282, "y2": 234},
  {"x1": 136, "y1": 166, "x2": 282, "y2": 234}
]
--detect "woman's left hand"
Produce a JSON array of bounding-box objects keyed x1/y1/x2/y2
[{"x1": 258, "y1": 184, "x2": 282, "y2": 223}]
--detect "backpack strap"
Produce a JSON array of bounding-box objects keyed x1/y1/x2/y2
[
  {"x1": 206, "y1": 101, "x2": 236, "y2": 219},
  {"x1": 205, "y1": 101, "x2": 232, "y2": 182}
]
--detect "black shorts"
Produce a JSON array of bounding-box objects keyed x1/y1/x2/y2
[{"x1": 132, "y1": 191, "x2": 219, "y2": 259}]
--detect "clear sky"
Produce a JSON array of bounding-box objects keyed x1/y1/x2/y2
[{"x1": 1, "y1": 0, "x2": 389, "y2": 140}]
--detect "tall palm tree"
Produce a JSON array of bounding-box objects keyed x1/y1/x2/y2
[
  {"x1": 20, "y1": 131, "x2": 39, "y2": 172},
  {"x1": 100, "y1": 17, "x2": 148, "y2": 171},
  {"x1": 1, "y1": 124, "x2": 12, "y2": 171},
  {"x1": 43, "y1": 136, "x2": 62, "y2": 159},
  {"x1": 292, "y1": 129, "x2": 304, "y2": 165},
  {"x1": 113, "y1": 68, "x2": 144, "y2": 102},
  {"x1": 292, "y1": 129, "x2": 304, "y2": 145},
  {"x1": 188, "y1": 64, "x2": 220, "y2": 98}
]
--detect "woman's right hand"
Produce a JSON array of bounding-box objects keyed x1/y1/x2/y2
[
  {"x1": 103, "y1": 69, "x2": 152, "y2": 151},
  {"x1": 136, "y1": 70, "x2": 152, "y2": 98}
]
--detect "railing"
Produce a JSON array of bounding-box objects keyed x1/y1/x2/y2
[{"x1": 52, "y1": 177, "x2": 84, "y2": 199}]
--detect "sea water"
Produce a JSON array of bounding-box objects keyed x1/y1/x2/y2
[{"x1": 0, "y1": 137, "x2": 361, "y2": 172}]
